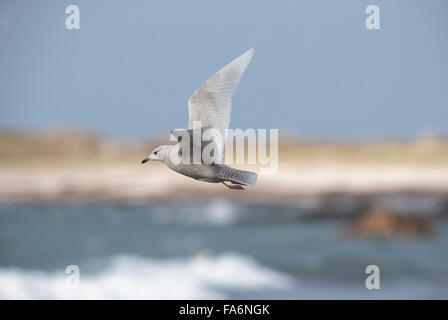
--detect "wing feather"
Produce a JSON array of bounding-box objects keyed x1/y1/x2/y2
[{"x1": 187, "y1": 48, "x2": 254, "y2": 147}]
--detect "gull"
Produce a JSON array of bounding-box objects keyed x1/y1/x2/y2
[{"x1": 141, "y1": 49, "x2": 257, "y2": 190}]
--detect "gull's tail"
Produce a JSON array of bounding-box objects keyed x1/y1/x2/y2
[{"x1": 217, "y1": 165, "x2": 258, "y2": 186}]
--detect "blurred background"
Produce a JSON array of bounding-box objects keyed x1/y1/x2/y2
[{"x1": 0, "y1": 0, "x2": 447, "y2": 299}]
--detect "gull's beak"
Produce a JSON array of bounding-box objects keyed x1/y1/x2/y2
[{"x1": 141, "y1": 154, "x2": 156, "y2": 164}]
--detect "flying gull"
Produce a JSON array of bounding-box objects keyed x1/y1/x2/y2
[{"x1": 142, "y1": 49, "x2": 257, "y2": 190}]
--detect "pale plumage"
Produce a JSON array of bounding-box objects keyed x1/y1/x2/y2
[
  {"x1": 188, "y1": 48, "x2": 254, "y2": 149},
  {"x1": 142, "y1": 49, "x2": 257, "y2": 190}
]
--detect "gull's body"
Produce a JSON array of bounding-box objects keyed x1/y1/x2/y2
[{"x1": 142, "y1": 49, "x2": 257, "y2": 189}]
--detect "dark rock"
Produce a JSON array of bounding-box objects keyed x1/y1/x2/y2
[{"x1": 348, "y1": 208, "x2": 433, "y2": 237}]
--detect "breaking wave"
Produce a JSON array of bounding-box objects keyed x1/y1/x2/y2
[{"x1": 0, "y1": 253, "x2": 293, "y2": 299}]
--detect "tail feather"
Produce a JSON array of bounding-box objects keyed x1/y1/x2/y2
[{"x1": 217, "y1": 165, "x2": 257, "y2": 186}]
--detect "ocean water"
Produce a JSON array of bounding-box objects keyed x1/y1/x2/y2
[{"x1": 0, "y1": 200, "x2": 447, "y2": 299}]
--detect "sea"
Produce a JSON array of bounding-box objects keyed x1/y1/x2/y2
[{"x1": 0, "y1": 196, "x2": 447, "y2": 299}]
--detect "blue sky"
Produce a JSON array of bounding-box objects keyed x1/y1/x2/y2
[{"x1": 0, "y1": 0, "x2": 447, "y2": 139}]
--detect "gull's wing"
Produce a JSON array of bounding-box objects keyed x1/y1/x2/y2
[{"x1": 187, "y1": 49, "x2": 254, "y2": 145}]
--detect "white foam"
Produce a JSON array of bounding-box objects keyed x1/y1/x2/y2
[
  {"x1": 0, "y1": 253, "x2": 293, "y2": 299},
  {"x1": 151, "y1": 199, "x2": 239, "y2": 226}
]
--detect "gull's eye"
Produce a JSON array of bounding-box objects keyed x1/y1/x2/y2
[{"x1": 154, "y1": 151, "x2": 158, "y2": 155}]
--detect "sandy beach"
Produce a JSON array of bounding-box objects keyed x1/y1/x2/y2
[
  {"x1": 1, "y1": 130, "x2": 447, "y2": 204},
  {"x1": 1, "y1": 162, "x2": 447, "y2": 204}
]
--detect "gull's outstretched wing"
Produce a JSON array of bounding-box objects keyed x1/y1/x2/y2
[{"x1": 187, "y1": 49, "x2": 254, "y2": 146}]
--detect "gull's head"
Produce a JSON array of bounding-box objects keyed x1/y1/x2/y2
[{"x1": 141, "y1": 145, "x2": 170, "y2": 164}]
